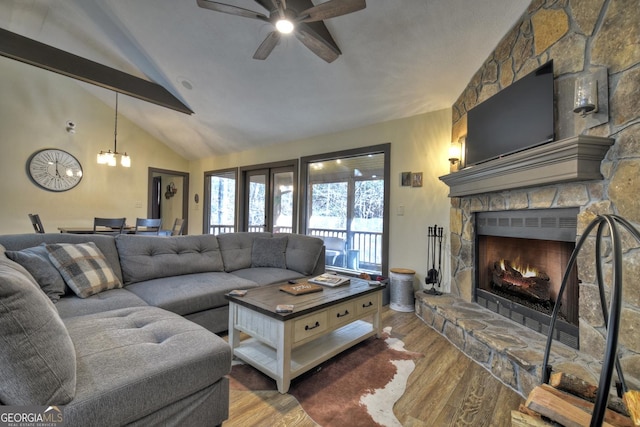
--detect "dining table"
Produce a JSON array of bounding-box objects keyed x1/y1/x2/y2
[{"x1": 57, "y1": 226, "x2": 135, "y2": 234}]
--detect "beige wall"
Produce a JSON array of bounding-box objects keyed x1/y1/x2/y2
[
  {"x1": 0, "y1": 53, "x2": 454, "y2": 289},
  {"x1": 189, "y1": 109, "x2": 453, "y2": 289},
  {"x1": 0, "y1": 57, "x2": 190, "y2": 234}
]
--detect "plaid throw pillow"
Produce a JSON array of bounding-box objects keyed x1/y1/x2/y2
[{"x1": 46, "y1": 242, "x2": 122, "y2": 298}]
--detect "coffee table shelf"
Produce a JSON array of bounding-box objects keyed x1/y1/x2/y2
[{"x1": 234, "y1": 320, "x2": 375, "y2": 381}]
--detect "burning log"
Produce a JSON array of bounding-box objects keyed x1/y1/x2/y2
[{"x1": 490, "y1": 260, "x2": 550, "y2": 303}]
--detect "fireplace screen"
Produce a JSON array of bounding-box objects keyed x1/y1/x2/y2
[{"x1": 475, "y1": 208, "x2": 579, "y2": 348}]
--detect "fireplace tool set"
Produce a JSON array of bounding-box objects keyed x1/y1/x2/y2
[{"x1": 425, "y1": 224, "x2": 443, "y2": 295}]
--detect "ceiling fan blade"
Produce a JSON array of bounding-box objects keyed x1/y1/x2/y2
[
  {"x1": 197, "y1": 0, "x2": 269, "y2": 21},
  {"x1": 254, "y1": 0, "x2": 286, "y2": 18},
  {"x1": 299, "y1": 0, "x2": 366, "y2": 23},
  {"x1": 295, "y1": 26, "x2": 340, "y2": 63},
  {"x1": 253, "y1": 31, "x2": 281, "y2": 60}
]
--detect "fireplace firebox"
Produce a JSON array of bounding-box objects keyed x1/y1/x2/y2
[{"x1": 474, "y1": 208, "x2": 579, "y2": 348}]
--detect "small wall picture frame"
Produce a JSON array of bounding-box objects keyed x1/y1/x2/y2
[
  {"x1": 412, "y1": 172, "x2": 423, "y2": 187},
  {"x1": 401, "y1": 172, "x2": 412, "y2": 186}
]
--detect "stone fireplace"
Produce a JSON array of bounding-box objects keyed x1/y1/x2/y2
[
  {"x1": 475, "y1": 208, "x2": 579, "y2": 348},
  {"x1": 414, "y1": 0, "x2": 640, "y2": 401},
  {"x1": 413, "y1": 135, "x2": 624, "y2": 397}
]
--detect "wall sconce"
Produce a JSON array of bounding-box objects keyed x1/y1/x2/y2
[
  {"x1": 66, "y1": 121, "x2": 76, "y2": 134},
  {"x1": 165, "y1": 182, "x2": 178, "y2": 199},
  {"x1": 448, "y1": 140, "x2": 462, "y2": 165},
  {"x1": 572, "y1": 68, "x2": 608, "y2": 130},
  {"x1": 573, "y1": 75, "x2": 598, "y2": 117}
]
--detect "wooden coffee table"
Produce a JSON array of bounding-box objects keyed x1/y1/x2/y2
[{"x1": 226, "y1": 278, "x2": 384, "y2": 393}]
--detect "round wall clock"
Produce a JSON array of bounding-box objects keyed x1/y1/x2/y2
[{"x1": 27, "y1": 149, "x2": 83, "y2": 192}]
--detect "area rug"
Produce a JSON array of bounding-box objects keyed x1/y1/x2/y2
[{"x1": 229, "y1": 327, "x2": 423, "y2": 427}]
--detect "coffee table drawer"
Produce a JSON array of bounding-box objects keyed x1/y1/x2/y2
[
  {"x1": 355, "y1": 293, "x2": 379, "y2": 315},
  {"x1": 294, "y1": 312, "x2": 328, "y2": 342},
  {"x1": 328, "y1": 301, "x2": 356, "y2": 327}
]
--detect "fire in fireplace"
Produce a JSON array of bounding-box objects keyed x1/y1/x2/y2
[{"x1": 475, "y1": 208, "x2": 579, "y2": 348}]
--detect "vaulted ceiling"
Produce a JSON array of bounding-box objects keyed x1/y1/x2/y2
[{"x1": 0, "y1": 0, "x2": 531, "y2": 160}]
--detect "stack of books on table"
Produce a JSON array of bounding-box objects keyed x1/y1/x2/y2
[{"x1": 308, "y1": 273, "x2": 351, "y2": 287}]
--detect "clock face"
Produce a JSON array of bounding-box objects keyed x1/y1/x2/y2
[{"x1": 28, "y1": 149, "x2": 83, "y2": 192}]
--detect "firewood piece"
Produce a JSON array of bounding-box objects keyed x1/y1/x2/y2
[
  {"x1": 526, "y1": 385, "x2": 618, "y2": 427},
  {"x1": 532, "y1": 384, "x2": 633, "y2": 427},
  {"x1": 519, "y1": 403, "x2": 543, "y2": 418},
  {"x1": 623, "y1": 390, "x2": 640, "y2": 426},
  {"x1": 541, "y1": 384, "x2": 634, "y2": 427},
  {"x1": 490, "y1": 261, "x2": 550, "y2": 302},
  {"x1": 512, "y1": 410, "x2": 554, "y2": 426},
  {"x1": 550, "y1": 372, "x2": 598, "y2": 400},
  {"x1": 548, "y1": 372, "x2": 630, "y2": 416}
]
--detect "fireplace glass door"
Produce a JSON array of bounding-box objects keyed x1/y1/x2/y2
[{"x1": 477, "y1": 235, "x2": 578, "y2": 325}]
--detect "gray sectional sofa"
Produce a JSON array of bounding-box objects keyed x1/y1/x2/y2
[{"x1": 0, "y1": 232, "x2": 325, "y2": 426}]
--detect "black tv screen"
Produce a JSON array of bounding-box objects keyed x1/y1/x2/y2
[{"x1": 465, "y1": 61, "x2": 554, "y2": 166}]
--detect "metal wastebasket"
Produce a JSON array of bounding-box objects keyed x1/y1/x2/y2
[{"x1": 389, "y1": 268, "x2": 415, "y2": 312}]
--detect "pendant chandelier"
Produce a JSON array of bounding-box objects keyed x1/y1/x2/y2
[{"x1": 97, "y1": 92, "x2": 131, "y2": 167}]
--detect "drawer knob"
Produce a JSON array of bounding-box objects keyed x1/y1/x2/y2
[
  {"x1": 337, "y1": 310, "x2": 350, "y2": 318},
  {"x1": 305, "y1": 321, "x2": 321, "y2": 331}
]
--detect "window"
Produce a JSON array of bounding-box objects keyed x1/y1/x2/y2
[
  {"x1": 204, "y1": 168, "x2": 237, "y2": 235},
  {"x1": 301, "y1": 144, "x2": 390, "y2": 276}
]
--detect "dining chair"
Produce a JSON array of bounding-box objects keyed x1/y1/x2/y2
[
  {"x1": 134, "y1": 218, "x2": 162, "y2": 235},
  {"x1": 170, "y1": 218, "x2": 185, "y2": 236},
  {"x1": 93, "y1": 217, "x2": 126, "y2": 234},
  {"x1": 28, "y1": 213, "x2": 45, "y2": 234}
]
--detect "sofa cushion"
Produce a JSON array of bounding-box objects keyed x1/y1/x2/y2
[
  {"x1": 125, "y1": 272, "x2": 260, "y2": 316},
  {"x1": 47, "y1": 242, "x2": 122, "y2": 298},
  {"x1": 62, "y1": 306, "x2": 231, "y2": 426},
  {"x1": 115, "y1": 234, "x2": 225, "y2": 284},
  {"x1": 218, "y1": 232, "x2": 271, "y2": 272},
  {"x1": 0, "y1": 233, "x2": 123, "y2": 283},
  {"x1": 284, "y1": 233, "x2": 324, "y2": 275},
  {"x1": 251, "y1": 236, "x2": 288, "y2": 268},
  {"x1": 5, "y1": 244, "x2": 67, "y2": 302},
  {"x1": 55, "y1": 288, "x2": 149, "y2": 319},
  {"x1": 0, "y1": 246, "x2": 76, "y2": 405}
]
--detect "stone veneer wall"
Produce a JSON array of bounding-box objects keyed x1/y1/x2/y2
[{"x1": 448, "y1": 0, "x2": 640, "y2": 388}]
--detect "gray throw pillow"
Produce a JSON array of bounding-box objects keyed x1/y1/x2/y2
[
  {"x1": 5, "y1": 244, "x2": 67, "y2": 303},
  {"x1": 251, "y1": 236, "x2": 288, "y2": 269},
  {"x1": 0, "y1": 254, "x2": 76, "y2": 405},
  {"x1": 284, "y1": 234, "x2": 324, "y2": 275},
  {"x1": 47, "y1": 242, "x2": 122, "y2": 298}
]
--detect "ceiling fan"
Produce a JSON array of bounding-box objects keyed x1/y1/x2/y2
[{"x1": 196, "y1": 0, "x2": 366, "y2": 63}]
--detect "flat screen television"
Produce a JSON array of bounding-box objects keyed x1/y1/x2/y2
[{"x1": 465, "y1": 60, "x2": 554, "y2": 167}]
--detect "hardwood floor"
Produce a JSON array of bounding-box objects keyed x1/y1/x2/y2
[{"x1": 223, "y1": 307, "x2": 524, "y2": 426}]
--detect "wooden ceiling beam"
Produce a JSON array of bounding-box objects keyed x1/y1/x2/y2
[{"x1": 0, "y1": 28, "x2": 193, "y2": 115}]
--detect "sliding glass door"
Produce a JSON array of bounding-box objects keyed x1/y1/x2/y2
[
  {"x1": 300, "y1": 144, "x2": 390, "y2": 276},
  {"x1": 241, "y1": 162, "x2": 297, "y2": 233}
]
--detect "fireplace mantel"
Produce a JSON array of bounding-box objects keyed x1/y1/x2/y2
[{"x1": 439, "y1": 135, "x2": 614, "y2": 197}]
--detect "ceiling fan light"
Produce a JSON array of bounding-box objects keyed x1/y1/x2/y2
[{"x1": 276, "y1": 19, "x2": 294, "y2": 34}]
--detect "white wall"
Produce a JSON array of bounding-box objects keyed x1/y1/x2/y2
[
  {"x1": 0, "y1": 57, "x2": 190, "y2": 234},
  {"x1": 189, "y1": 109, "x2": 453, "y2": 290}
]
